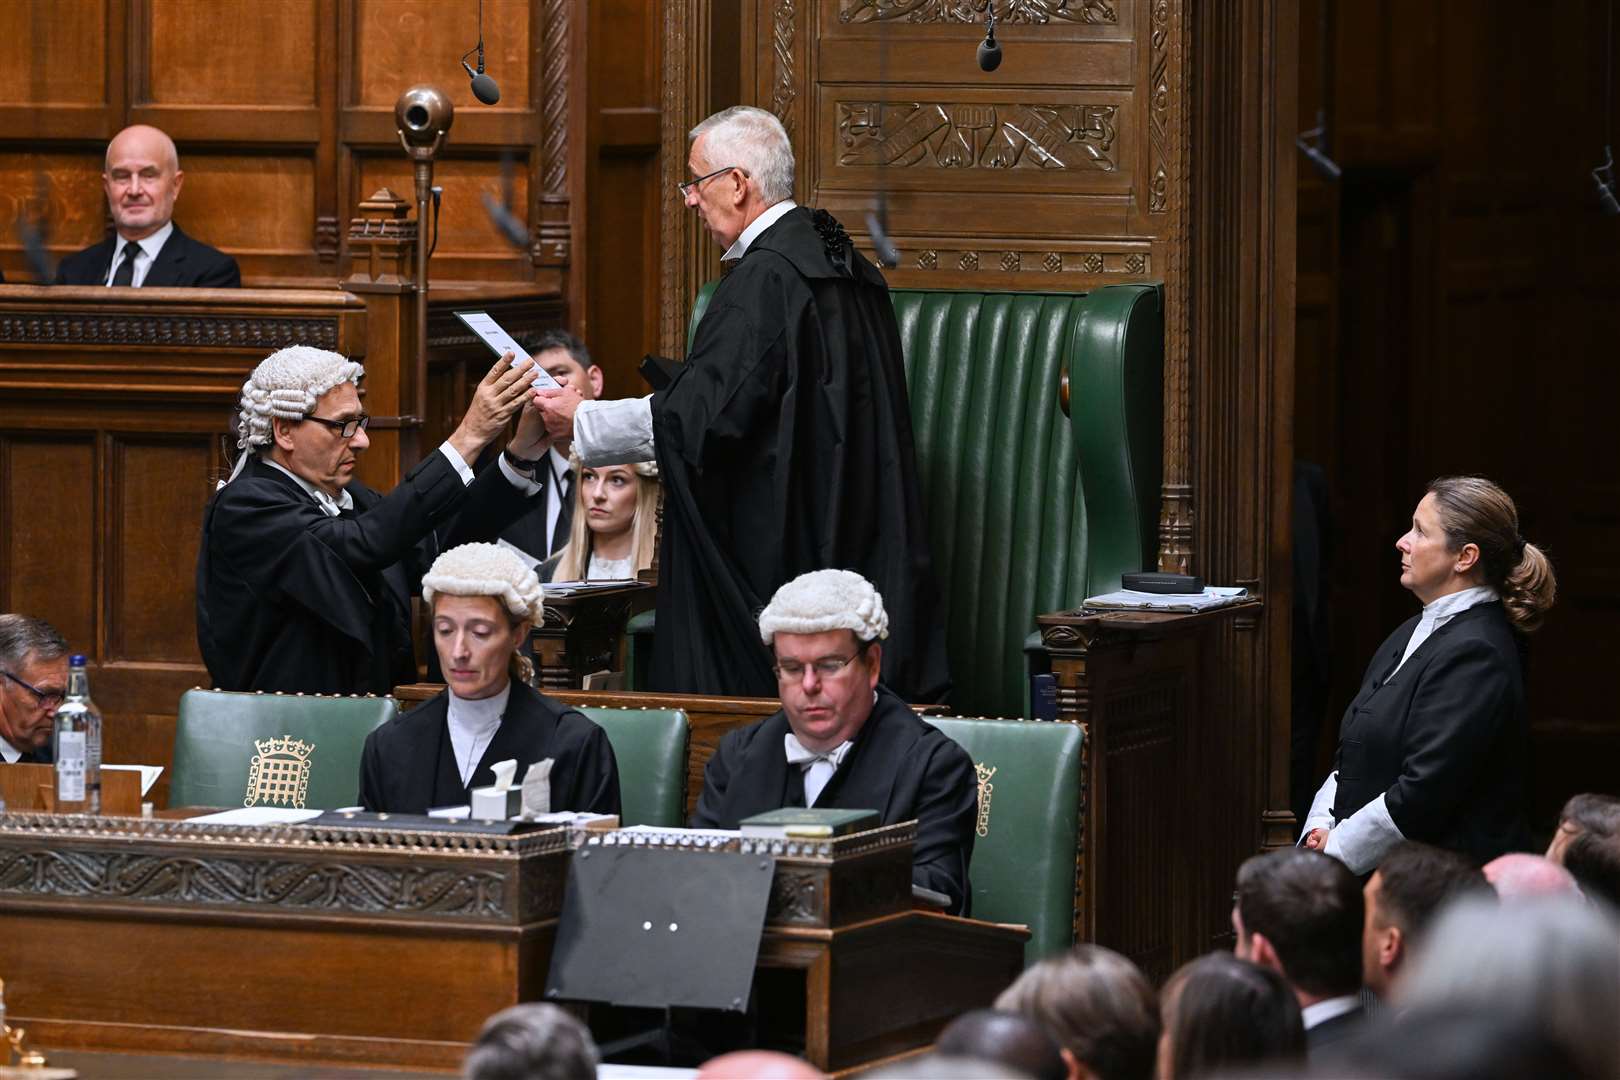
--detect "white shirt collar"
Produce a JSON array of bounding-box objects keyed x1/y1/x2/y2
[
  {"x1": 0, "y1": 733, "x2": 21, "y2": 763},
  {"x1": 447, "y1": 682, "x2": 512, "y2": 787},
  {"x1": 722, "y1": 199, "x2": 798, "y2": 261},
  {"x1": 1421, "y1": 583, "x2": 1499, "y2": 623},
  {"x1": 1300, "y1": 994, "x2": 1361, "y2": 1029},
  {"x1": 108, "y1": 221, "x2": 175, "y2": 285},
  {"x1": 261, "y1": 455, "x2": 355, "y2": 516}
]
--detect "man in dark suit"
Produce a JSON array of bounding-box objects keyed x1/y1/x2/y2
[
  {"x1": 1234, "y1": 848, "x2": 1366, "y2": 1058},
  {"x1": 0, "y1": 614, "x2": 70, "y2": 765},
  {"x1": 55, "y1": 124, "x2": 239, "y2": 288},
  {"x1": 691, "y1": 570, "x2": 975, "y2": 914}
]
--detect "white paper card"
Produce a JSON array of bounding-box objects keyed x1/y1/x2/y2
[
  {"x1": 104, "y1": 763, "x2": 163, "y2": 796},
  {"x1": 190, "y1": 807, "x2": 323, "y2": 825},
  {"x1": 453, "y1": 310, "x2": 562, "y2": 389}
]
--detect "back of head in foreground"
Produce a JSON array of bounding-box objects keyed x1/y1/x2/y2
[
  {"x1": 1233, "y1": 847, "x2": 1363, "y2": 999},
  {"x1": 1363, "y1": 840, "x2": 1491, "y2": 997},
  {"x1": 1552, "y1": 792, "x2": 1620, "y2": 909},
  {"x1": 1159, "y1": 953, "x2": 1304, "y2": 1080},
  {"x1": 462, "y1": 1003, "x2": 597, "y2": 1080},
  {"x1": 993, "y1": 943, "x2": 1159, "y2": 1080},
  {"x1": 1395, "y1": 894, "x2": 1620, "y2": 1079},
  {"x1": 936, "y1": 1009, "x2": 1066, "y2": 1080},
  {"x1": 696, "y1": 1049, "x2": 825, "y2": 1079}
]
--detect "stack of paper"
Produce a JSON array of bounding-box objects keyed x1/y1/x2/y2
[{"x1": 1082, "y1": 586, "x2": 1249, "y2": 613}]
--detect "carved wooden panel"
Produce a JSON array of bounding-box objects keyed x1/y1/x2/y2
[
  {"x1": 0, "y1": 153, "x2": 108, "y2": 263},
  {"x1": 106, "y1": 438, "x2": 213, "y2": 664},
  {"x1": 146, "y1": 0, "x2": 319, "y2": 106},
  {"x1": 354, "y1": 155, "x2": 533, "y2": 279},
  {"x1": 0, "y1": 437, "x2": 98, "y2": 652},
  {"x1": 0, "y1": 0, "x2": 109, "y2": 105},
  {"x1": 352, "y1": 0, "x2": 532, "y2": 109}
]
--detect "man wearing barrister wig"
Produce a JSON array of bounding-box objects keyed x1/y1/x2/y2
[
  {"x1": 197, "y1": 345, "x2": 553, "y2": 695},
  {"x1": 691, "y1": 569, "x2": 976, "y2": 915},
  {"x1": 358, "y1": 543, "x2": 619, "y2": 816}
]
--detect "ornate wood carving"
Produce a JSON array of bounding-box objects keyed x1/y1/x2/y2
[
  {"x1": 0, "y1": 311, "x2": 340, "y2": 351},
  {"x1": 315, "y1": 215, "x2": 340, "y2": 261},
  {"x1": 901, "y1": 246, "x2": 1149, "y2": 275},
  {"x1": 769, "y1": 866, "x2": 825, "y2": 924},
  {"x1": 536, "y1": 0, "x2": 572, "y2": 267},
  {"x1": 838, "y1": 101, "x2": 1119, "y2": 172},
  {"x1": 839, "y1": 0, "x2": 1117, "y2": 23},
  {"x1": 771, "y1": 0, "x2": 800, "y2": 130},
  {"x1": 1148, "y1": 0, "x2": 1171, "y2": 213}
]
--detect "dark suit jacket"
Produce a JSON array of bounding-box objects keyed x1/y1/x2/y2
[
  {"x1": 197, "y1": 452, "x2": 537, "y2": 695},
  {"x1": 690, "y1": 686, "x2": 977, "y2": 915},
  {"x1": 1305, "y1": 1002, "x2": 1365, "y2": 1057},
  {"x1": 12, "y1": 743, "x2": 53, "y2": 764},
  {"x1": 1331, "y1": 601, "x2": 1529, "y2": 863},
  {"x1": 358, "y1": 681, "x2": 620, "y2": 815},
  {"x1": 55, "y1": 224, "x2": 240, "y2": 288}
]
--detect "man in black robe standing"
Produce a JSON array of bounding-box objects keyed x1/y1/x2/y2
[
  {"x1": 535, "y1": 106, "x2": 947, "y2": 703},
  {"x1": 197, "y1": 345, "x2": 551, "y2": 695},
  {"x1": 691, "y1": 570, "x2": 976, "y2": 914}
]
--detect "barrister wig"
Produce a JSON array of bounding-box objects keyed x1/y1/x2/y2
[
  {"x1": 422, "y1": 542, "x2": 544, "y2": 625},
  {"x1": 757, "y1": 569, "x2": 889, "y2": 646},
  {"x1": 235, "y1": 345, "x2": 365, "y2": 453}
]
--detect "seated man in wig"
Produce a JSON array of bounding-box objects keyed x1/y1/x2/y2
[
  {"x1": 691, "y1": 570, "x2": 976, "y2": 914},
  {"x1": 198, "y1": 346, "x2": 550, "y2": 695},
  {"x1": 359, "y1": 542, "x2": 619, "y2": 815}
]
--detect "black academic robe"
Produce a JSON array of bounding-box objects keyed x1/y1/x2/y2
[
  {"x1": 357, "y1": 681, "x2": 621, "y2": 816},
  {"x1": 54, "y1": 224, "x2": 241, "y2": 287},
  {"x1": 649, "y1": 207, "x2": 948, "y2": 703},
  {"x1": 1331, "y1": 601, "x2": 1530, "y2": 864},
  {"x1": 196, "y1": 452, "x2": 537, "y2": 695},
  {"x1": 690, "y1": 685, "x2": 975, "y2": 914}
]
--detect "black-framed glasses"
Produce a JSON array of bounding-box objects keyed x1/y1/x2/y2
[
  {"x1": 1, "y1": 669, "x2": 65, "y2": 711},
  {"x1": 676, "y1": 165, "x2": 747, "y2": 199},
  {"x1": 303, "y1": 413, "x2": 370, "y2": 439},
  {"x1": 773, "y1": 652, "x2": 864, "y2": 682}
]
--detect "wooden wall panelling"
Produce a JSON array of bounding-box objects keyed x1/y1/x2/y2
[{"x1": 0, "y1": 0, "x2": 126, "y2": 144}]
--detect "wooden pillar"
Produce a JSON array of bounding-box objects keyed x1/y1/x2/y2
[{"x1": 341, "y1": 187, "x2": 420, "y2": 490}]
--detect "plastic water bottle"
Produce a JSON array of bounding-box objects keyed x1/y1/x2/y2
[{"x1": 53, "y1": 654, "x2": 101, "y2": 814}]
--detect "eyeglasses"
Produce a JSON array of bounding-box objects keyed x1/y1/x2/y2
[
  {"x1": 773, "y1": 653, "x2": 864, "y2": 682},
  {"x1": 303, "y1": 413, "x2": 370, "y2": 439},
  {"x1": 1, "y1": 669, "x2": 65, "y2": 711},
  {"x1": 676, "y1": 165, "x2": 747, "y2": 199}
]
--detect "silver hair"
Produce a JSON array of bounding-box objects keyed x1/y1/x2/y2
[
  {"x1": 688, "y1": 106, "x2": 795, "y2": 205},
  {"x1": 462, "y1": 1003, "x2": 598, "y2": 1080},
  {"x1": 0, "y1": 613, "x2": 70, "y2": 670},
  {"x1": 228, "y1": 346, "x2": 363, "y2": 482},
  {"x1": 1400, "y1": 895, "x2": 1620, "y2": 1079}
]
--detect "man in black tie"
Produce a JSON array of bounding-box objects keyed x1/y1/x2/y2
[
  {"x1": 691, "y1": 570, "x2": 976, "y2": 914},
  {"x1": 54, "y1": 124, "x2": 240, "y2": 288},
  {"x1": 0, "y1": 614, "x2": 70, "y2": 766},
  {"x1": 496, "y1": 329, "x2": 603, "y2": 568}
]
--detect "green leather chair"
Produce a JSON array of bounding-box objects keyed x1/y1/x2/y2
[
  {"x1": 579, "y1": 706, "x2": 689, "y2": 828},
  {"x1": 641, "y1": 283, "x2": 1163, "y2": 717},
  {"x1": 170, "y1": 689, "x2": 396, "y2": 810},
  {"x1": 927, "y1": 716, "x2": 1085, "y2": 964}
]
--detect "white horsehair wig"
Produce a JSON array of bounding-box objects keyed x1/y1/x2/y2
[
  {"x1": 757, "y1": 569, "x2": 889, "y2": 646},
  {"x1": 422, "y1": 542, "x2": 544, "y2": 625},
  {"x1": 226, "y1": 345, "x2": 363, "y2": 482}
]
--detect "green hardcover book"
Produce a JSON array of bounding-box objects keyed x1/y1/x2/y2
[{"x1": 738, "y1": 807, "x2": 880, "y2": 838}]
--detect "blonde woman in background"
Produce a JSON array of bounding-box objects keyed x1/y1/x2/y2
[{"x1": 542, "y1": 459, "x2": 659, "y2": 583}]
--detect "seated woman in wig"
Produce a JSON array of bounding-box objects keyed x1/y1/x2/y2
[
  {"x1": 541, "y1": 460, "x2": 660, "y2": 583},
  {"x1": 358, "y1": 542, "x2": 620, "y2": 815},
  {"x1": 1301, "y1": 475, "x2": 1557, "y2": 872}
]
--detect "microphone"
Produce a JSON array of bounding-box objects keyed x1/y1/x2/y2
[
  {"x1": 977, "y1": 0, "x2": 1002, "y2": 72},
  {"x1": 461, "y1": 0, "x2": 501, "y2": 105}
]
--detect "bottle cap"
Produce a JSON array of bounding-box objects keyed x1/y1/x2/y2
[{"x1": 70, "y1": 653, "x2": 87, "y2": 665}]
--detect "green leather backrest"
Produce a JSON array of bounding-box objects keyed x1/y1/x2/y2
[
  {"x1": 578, "y1": 707, "x2": 689, "y2": 827},
  {"x1": 681, "y1": 282, "x2": 1163, "y2": 716},
  {"x1": 170, "y1": 689, "x2": 396, "y2": 810},
  {"x1": 926, "y1": 716, "x2": 1084, "y2": 964}
]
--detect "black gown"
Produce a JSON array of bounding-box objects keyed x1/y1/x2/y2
[
  {"x1": 196, "y1": 452, "x2": 536, "y2": 695},
  {"x1": 690, "y1": 685, "x2": 976, "y2": 914},
  {"x1": 649, "y1": 207, "x2": 948, "y2": 703},
  {"x1": 357, "y1": 680, "x2": 621, "y2": 815}
]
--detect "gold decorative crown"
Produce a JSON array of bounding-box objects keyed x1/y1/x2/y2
[{"x1": 253, "y1": 736, "x2": 314, "y2": 761}]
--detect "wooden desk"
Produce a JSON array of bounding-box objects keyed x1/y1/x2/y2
[
  {"x1": 526, "y1": 583, "x2": 658, "y2": 691},
  {"x1": 0, "y1": 815, "x2": 1025, "y2": 1075}
]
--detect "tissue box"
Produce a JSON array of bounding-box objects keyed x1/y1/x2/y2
[{"x1": 470, "y1": 785, "x2": 523, "y2": 820}]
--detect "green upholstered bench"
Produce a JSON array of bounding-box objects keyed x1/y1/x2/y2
[
  {"x1": 628, "y1": 283, "x2": 1163, "y2": 718},
  {"x1": 170, "y1": 689, "x2": 396, "y2": 810},
  {"x1": 578, "y1": 706, "x2": 689, "y2": 828},
  {"x1": 927, "y1": 716, "x2": 1085, "y2": 964}
]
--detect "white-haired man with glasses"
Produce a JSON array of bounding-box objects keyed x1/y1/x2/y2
[
  {"x1": 534, "y1": 106, "x2": 947, "y2": 705},
  {"x1": 0, "y1": 614, "x2": 70, "y2": 765},
  {"x1": 197, "y1": 345, "x2": 552, "y2": 695},
  {"x1": 690, "y1": 570, "x2": 976, "y2": 915}
]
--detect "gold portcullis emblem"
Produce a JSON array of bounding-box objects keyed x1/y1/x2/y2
[
  {"x1": 245, "y1": 735, "x2": 315, "y2": 809},
  {"x1": 974, "y1": 762, "x2": 997, "y2": 838}
]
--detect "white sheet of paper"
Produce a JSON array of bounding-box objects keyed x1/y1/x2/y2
[
  {"x1": 454, "y1": 310, "x2": 562, "y2": 389},
  {"x1": 189, "y1": 807, "x2": 323, "y2": 825},
  {"x1": 429, "y1": 804, "x2": 472, "y2": 818},
  {"x1": 104, "y1": 763, "x2": 163, "y2": 796}
]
